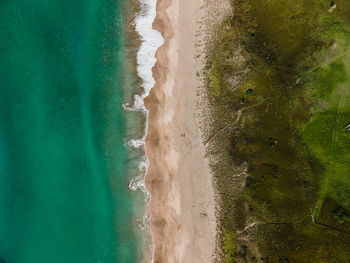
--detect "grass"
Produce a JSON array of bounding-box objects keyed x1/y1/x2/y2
[
  {"x1": 313, "y1": 58, "x2": 348, "y2": 100},
  {"x1": 304, "y1": 50, "x2": 350, "y2": 216},
  {"x1": 204, "y1": 0, "x2": 350, "y2": 261},
  {"x1": 210, "y1": 64, "x2": 221, "y2": 97},
  {"x1": 224, "y1": 230, "x2": 236, "y2": 263},
  {"x1": 303, "y1": 100, "x2": 350, "y2": 212}
]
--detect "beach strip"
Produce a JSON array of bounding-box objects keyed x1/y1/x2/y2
[{"x1": 145, "y1": 0, "x2": 216, "y2": 262}]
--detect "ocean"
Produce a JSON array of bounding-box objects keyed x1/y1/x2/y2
[{"x1": 0, "y1": 0, "x2": 162, "y2": 262}]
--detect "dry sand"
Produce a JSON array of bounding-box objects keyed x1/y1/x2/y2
[{"x1": 144, "y1": 0, "x2": 216, "y2": 262}]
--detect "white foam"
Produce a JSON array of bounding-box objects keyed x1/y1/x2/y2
[
  {"x1": 134, "y1": 0, "x2": 163, "y2": 99},
  {"x1": 127, "y1": 138, "x2": 145, "y2": 149},
  {"x1": 122, "y1": 94, "x2": 145, "y2": 111},
  {"x1": 128, "y1": 156, "x2": 149, "y2": 192},
  {"x1": 127, "y1": 0, "x2": 163, "y2": 189},
  {"x1": 125, "y1": 0, "x2": 164, "y2": 262}
]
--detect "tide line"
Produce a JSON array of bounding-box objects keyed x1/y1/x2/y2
[{"x1": 124, "y1": 0, "x2": 164, "y2": 262}]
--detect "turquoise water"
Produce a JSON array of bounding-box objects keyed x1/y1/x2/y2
[{"x1": 0, "y1": 0, "x2": 140, "y2": 262}]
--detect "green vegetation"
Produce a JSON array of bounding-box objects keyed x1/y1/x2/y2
[
  {"x1": 313, "y1": 59, "x2": 348, "y2": 100},
  {"x1": 304, "y1": 111, "x2": 350, "y2": 212},
  {"x1": 210, "y1": 64, "x2": 222, "y2": 97},
  {"x1": 204, "y1": 0, "x2": 350, "y2": 261},
  {"x1": 224, "y1": 230, "x2": 236, "y2": 263}
]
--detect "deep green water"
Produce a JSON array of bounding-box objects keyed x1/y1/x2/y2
[{"x1": 0, "y1": 1, "x2": 139, "y2": 262}]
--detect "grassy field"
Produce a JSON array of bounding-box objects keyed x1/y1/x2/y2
[{"x1": 204, "y1": 0, "x2": 350, "y2": 261}]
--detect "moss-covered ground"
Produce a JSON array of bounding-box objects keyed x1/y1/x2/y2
[{"x1": 204, "y1": 0, "x2": 350, "y2": 261}]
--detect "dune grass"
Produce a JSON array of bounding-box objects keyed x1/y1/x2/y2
[{"x1": 205, "y1": 0, "x2": 350, "y2": 260}]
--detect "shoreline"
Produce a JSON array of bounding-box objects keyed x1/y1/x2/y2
[
  {"x1": 122, "y1": 0, "x2": 163, "y2": 261},
  {"x1": 145, "y1": 0, "x2": 216, "y2": 262}
]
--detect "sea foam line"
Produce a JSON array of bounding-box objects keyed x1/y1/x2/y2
[
  {"x1": 127, "y1": 0, "x2": 163, "y2": 190},
  {"x1": 125, "y1": 0, "x2": 164, "y2": 262},
  {"x1": 126, "y1": 0, "x2": 163, "y2": 193}
]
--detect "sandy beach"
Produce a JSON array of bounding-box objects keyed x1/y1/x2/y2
[{"x1": 144, "y1": 0, "x2": 216, "y2": 262}]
